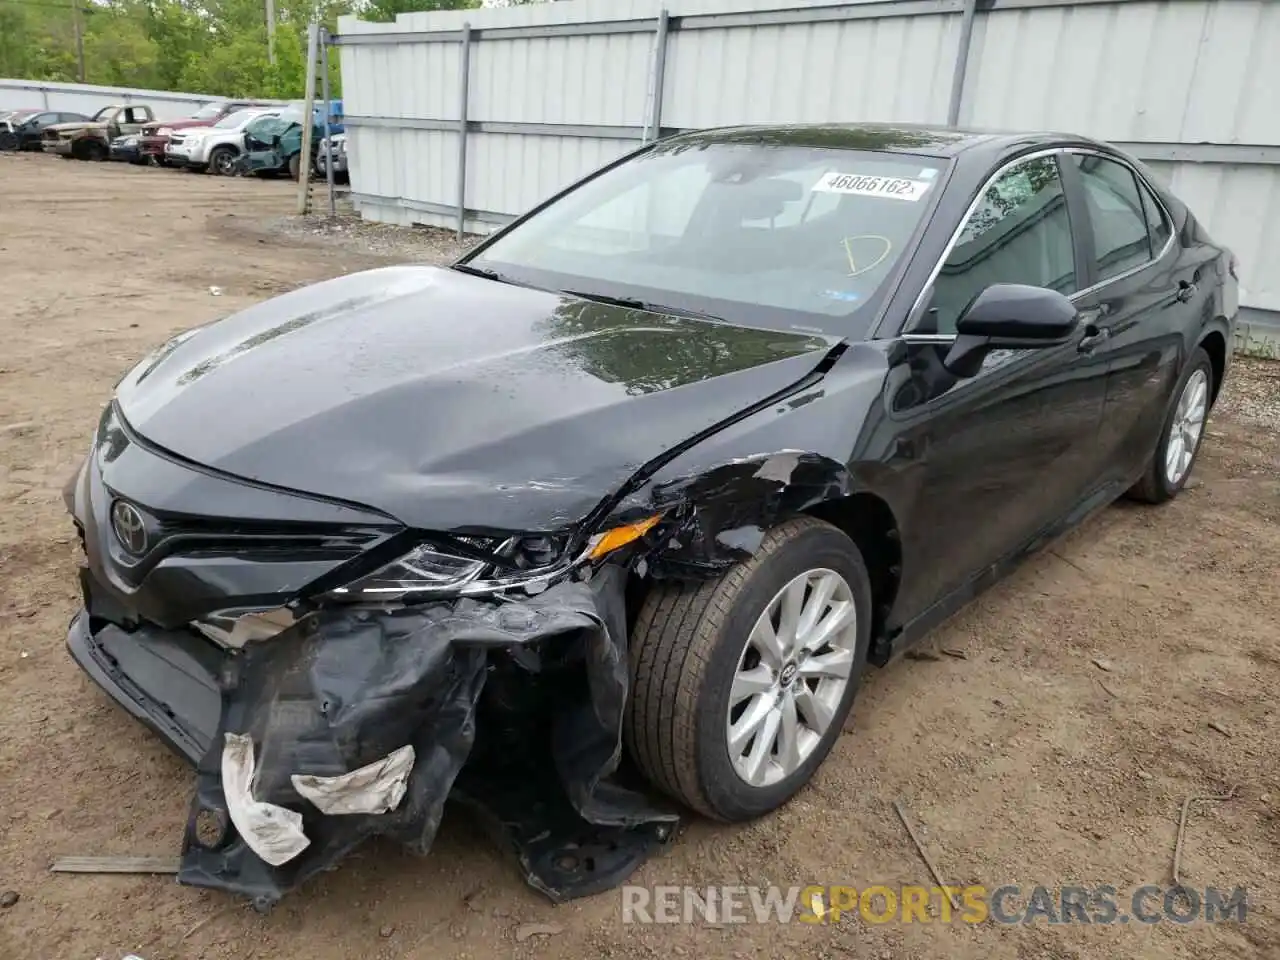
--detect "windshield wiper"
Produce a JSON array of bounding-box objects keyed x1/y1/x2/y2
[
  {"x1": 561, "y1": 289, "x2": 723, "y2": 323},
  {"x1": 451, "y1": 263, "x2": 509, "y2": 283}
]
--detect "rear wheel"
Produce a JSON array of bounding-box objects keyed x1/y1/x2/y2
[
  {"x1": 208, "y1": 146, "x2": 238, "y2": 176},
  {"x1": 1128, "y1": 346, "x2": 1214, "y2": 504},
  {"x1": 625, "y1": 517, "x2": 871, "y2": 822}
]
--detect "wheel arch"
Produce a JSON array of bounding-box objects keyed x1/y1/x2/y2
[
  {"x1": 621, "y1": 450, "x2": 903, "y2": 662},
  {"x1": 802, "y1": 492, "x2": 902, "y2": 659},
  {"x1": 1196, "y1": 326, "x2": 1228, "y2": 406}
]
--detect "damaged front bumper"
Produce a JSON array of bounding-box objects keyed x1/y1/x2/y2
[{"x1": 68, "y1": 564, "x2": 677, "y2": 909}]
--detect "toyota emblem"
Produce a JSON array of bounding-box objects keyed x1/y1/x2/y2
[{"x1": 111, "y1": 500, "x2": 148, "y2": 555}]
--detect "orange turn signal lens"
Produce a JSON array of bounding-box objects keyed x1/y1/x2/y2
[{"x1": 586, "y1": 515, "x2": 661, "y2": 560}]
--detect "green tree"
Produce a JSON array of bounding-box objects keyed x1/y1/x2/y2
[{"x1": 0, "y1": 0, "x2": 485, "y2": 99}]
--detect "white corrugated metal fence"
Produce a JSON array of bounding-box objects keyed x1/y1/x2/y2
[{"x1": 333, "y1": 0, "x2": 1280, "y2": 343}]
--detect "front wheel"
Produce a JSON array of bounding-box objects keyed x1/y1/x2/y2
[
  {"x1": 208, "y1": 146, "x2": 238, "y2": 176},
  {"x1": 1128, "y1": 346, "x2": 1214, "y2": 504},
  {"x1": 625, "y1": 516, "x2": 871, "y2": 822}
]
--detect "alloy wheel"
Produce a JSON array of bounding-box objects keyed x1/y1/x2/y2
[
  {"x1": 1166, "y1": 368, "x2": 1208, "y2": 486},
  {"x1": 725, "y1": 568, "x2": 858, "y2": 787}
]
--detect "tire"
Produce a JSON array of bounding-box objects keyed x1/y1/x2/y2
[
  {"x1": 59, "y1": 152, "x2": 76, "y2": 160},
  {"x1": 85, "y1": 140, "x2": 107, "y2": 162},
  {"x1": 1127, "y1": 346, "x2": 1214, "y2": 504},
  {"x1": 0, "y1": 132, "x2": 17, "y2": 151},
  {"x1": 208, "y1": 146, "x2": 237, "y2": 176},
  {"x1": 625, "y1": 516, "x2": 872, "y2": 822}
]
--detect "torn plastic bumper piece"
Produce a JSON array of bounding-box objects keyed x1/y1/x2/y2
[{"x1": 158, "y1": 565, "x2": 678, "y2": 909}]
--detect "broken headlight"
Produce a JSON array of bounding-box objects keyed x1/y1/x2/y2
[
  {"x1": 327, "y1": 543, "x2": 491, "y2": 599},
  {"x1": 325, "y1": 519, "x2": 660, "y2": 603}
]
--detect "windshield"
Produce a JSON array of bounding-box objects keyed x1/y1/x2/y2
[
  {"x1": 246, "y1": 115, "x2": 299, "y2": 139},
  {"x1": 192, "y1": 103, "x2": 225, "y2": 120},
  {"x1": 91, "y1": 107, "x2": 112, "y2": 122},
  {"x1": 470, "y1": 142, "x2": 947, "y2": 334},
  {"x1": 215, "y1": 109, "x2": 260, "y2": 130}
]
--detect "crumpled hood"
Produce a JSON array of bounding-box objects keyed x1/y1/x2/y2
[{"x1": 115, "y1": 266, "x2": 837, "y2": 532}]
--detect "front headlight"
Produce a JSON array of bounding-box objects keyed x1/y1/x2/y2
[
  {"x1": 328, "y1": 543, "x2": 490, "y2": 599},
  {"x1": 327, "y1": 517, "x2": 661, "y2": 602}
]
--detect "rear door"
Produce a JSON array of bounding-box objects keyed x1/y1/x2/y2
[
  {"x1": 887, "y1": 151, "x2": 1112, "y2": 620},
  {"x1": 1062, "y1": 151, "x2": 1208, "y2": 484}
]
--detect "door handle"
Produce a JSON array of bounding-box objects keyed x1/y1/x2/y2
[
  {"x1": 1176, "y1": 280, "x2": 1198, "y2": 303},
  {"x1": 1077, "y1": 325, "x2": 1111, "y2": 353}
]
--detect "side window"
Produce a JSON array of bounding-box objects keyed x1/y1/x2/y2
[
  {"x1": 1138, "y1": 179, "x2": 1172, "y2": 254},
  {"x1": 1070, "y1": 154, "x2": 1152, "y2": 282},
  {"x1": 923, "y1": 155, "x2": 1076, "y2": 335}
]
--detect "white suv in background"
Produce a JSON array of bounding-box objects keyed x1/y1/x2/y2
[{"x1": 166, "y1": 108, "x2": 281, "y2": 175}]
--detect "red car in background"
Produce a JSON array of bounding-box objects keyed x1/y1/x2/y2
[{"x1": 139, "y1": 99, "x2": 273, "y2": 165}]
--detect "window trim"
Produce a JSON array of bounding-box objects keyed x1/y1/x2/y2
[
  {"x1": 903, "y1": 147, "x2": 1064, "y2": 340},
  {"x1": 1061, "y1": 148, "x2": 1176, "y2": 298},
  {"x1": 902, "y1": 146, "x2": 1176, "y2": 345}
]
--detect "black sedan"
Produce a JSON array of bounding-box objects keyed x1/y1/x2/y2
[
  {"x1": 64, "y1": 124, "x2": 1236, "y2": 907},
  {"x1": 0, "y1": 109, "x2": 89, "y2": 151}
]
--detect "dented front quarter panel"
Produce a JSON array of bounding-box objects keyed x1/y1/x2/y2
[{"x1": 614, "y1": 342, "x2": 915, "y2": 576}]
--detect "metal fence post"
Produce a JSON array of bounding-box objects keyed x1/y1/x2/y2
[
  {"x1": 455, "y1": 23, "x2": 473, "y2": 240},
  {"x1": 946, "y1": 0, "x2": 978, "y2": 127},
  {"x1": 296, "y1": 22, "x2": 321, "y2": 215},
  {"x1": 646, "y1": 9, "x2": 670, "y2": 142},
  {"x1": 321, "y1": 28, "x2": 336, "y2": 219}
]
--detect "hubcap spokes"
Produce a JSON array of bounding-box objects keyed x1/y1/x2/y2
[
  {"x1": 1166, "y1": 369, "x2": 1208, "y2": 486},
  {"x1": 726, "y1": 569, "x2": 858, "y2": 787}
]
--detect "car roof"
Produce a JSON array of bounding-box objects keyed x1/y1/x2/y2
[{"x1": 660, "y1": 122, "x2": 1106, "y2": 162}]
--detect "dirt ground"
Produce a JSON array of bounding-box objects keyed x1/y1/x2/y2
[{"x1": 1, "y1": 151, "x2": 1278, "y2": 960}]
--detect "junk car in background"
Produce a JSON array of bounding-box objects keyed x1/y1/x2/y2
[
  {"x1": 139, "y1": 100, "x2": 274, "y2": 167},
  {"x1": 234, "y1": 111, "x2": 323, "y2": 179},
  {"x1": 1, "y1": 110, "x2": 90, "y2": 151}
]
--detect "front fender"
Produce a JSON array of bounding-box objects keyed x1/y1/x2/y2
[{"x1": 605, "y1": 341, "x2": 903, "y2": 577}]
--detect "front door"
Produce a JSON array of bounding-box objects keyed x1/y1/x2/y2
[{"x1": 886, "y1": 152, "x2": 1111, "y2": 622}]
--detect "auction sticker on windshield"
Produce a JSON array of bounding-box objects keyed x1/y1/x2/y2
[{"x1": 813, "y1": 172, "x2": 932, "y2": 201}]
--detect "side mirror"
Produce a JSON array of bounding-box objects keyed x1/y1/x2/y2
[{"x1": 943, "y1": 283, "x2": 1079, "y2": 378}]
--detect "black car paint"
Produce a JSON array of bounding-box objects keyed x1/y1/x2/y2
[
  {"x1": 113, "y1": 265, "x2": 838, "y2": 535},
  {"x1": 64, "y1": 123, "x2": 1236, "y2": 904}
]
